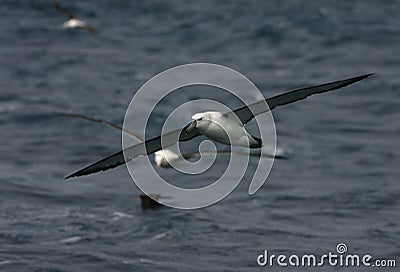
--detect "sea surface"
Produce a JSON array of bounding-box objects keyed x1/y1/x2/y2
[{"x1": 0, "y1": 0, "x2": 399, "y2": 271}]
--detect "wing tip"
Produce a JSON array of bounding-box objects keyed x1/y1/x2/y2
[
  {"x1": 64, "y1": 149, "x2": 126, "y2": 179},
  {"x1": 360, "y1": 73, "x2": 374, "y2": 79},
  {"x1": 347, "y1": 73, "x2": 374, "y2": 86},
  {"x1": 348, "y1": 73, "x2": 374, "y2": 84},
  {"x1": 65, "y1": 163, "x2": 106, "y2": 179},
  {"x1": 65, "y1": 171, "x2": 83, "y2": 179},
  {"x1": 65, "y1": 164, "x2": 97, "y2": 179}
]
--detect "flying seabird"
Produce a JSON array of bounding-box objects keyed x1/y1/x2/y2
[
  {"x1": 61, "y1": 113, "x2": 286, "y2": 169},
  {"x1": 52, "y1": 0, "x2": 97, "y2": 33},
  {"x1": 65, "y1": 74, "x2": 372, "y2": 179}
]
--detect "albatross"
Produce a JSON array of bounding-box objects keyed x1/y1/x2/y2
[
  {"x1": 61, "y1": 113, "x2": 286, "y2": 168},
  {"x1": 65, "y1": 73, "x2": 372, "y2": 179},
  {"x1": 52, "y1": 0, "x2": 97, "y2": 34}
]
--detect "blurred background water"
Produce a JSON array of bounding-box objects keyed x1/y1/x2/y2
[{"x1": 0, "y1": 0, "x2": 399, "y2": 271}]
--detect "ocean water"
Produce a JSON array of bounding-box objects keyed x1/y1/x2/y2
[{"x1": 0, "y1": 0, "x2": 399, "y2": 271}]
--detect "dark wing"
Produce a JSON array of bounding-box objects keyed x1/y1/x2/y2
[
  {"x1": 60, "y1": 113, "x2": 143, "y2": 142},
  {"x1": 182, "y1": 150, "x2": 288, "y2": 160},
  {"x1": 231, "y1": 74, "x2": 373, "y2": 125},
  {"x1": 83, "y1": 24, "x2": 98, "y2": 34},
  {"x1": 65, "y1": 123, "x2": 200, "y2": 178},
  {"x1": 52, "y1": 0, "x2": 76, "y2": 19}
]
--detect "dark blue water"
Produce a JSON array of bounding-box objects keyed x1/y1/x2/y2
[{"x1": 1, "y1": 0, "x2": 399, "y2": 271}]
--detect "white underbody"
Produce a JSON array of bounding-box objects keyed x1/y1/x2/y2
[
  {"x1": 154, "y1": 149, "x2": 181, "y2": 168},
  {"x1": 193, "y1": 111, "x2": 260, "y2": 147},
  {"x1": 62, "y1": 18, "x2": 87, "y2": 29}
]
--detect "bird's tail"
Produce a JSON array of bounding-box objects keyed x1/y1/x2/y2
[{"x1": 249, "y1": 135, "x2": 263, "y2": 148}]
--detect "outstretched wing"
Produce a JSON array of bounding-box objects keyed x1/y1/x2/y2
[
  {"x1": 52, "y1": 0, "x2": 76, "y2": 19},
  {"x1": 60, "y1": 113, "x2": 143, "y2": 142},
  {"x1": 232, "y1": 74, "x2": 373, "y2": 125},
  {"x1": 65, "y1": 123, "x2": 200, "y2": 178},
  {"x1": 182, "y1": 150, "x2": 288, "y2": 160},
  {"x1": 83, "y1": 24, "x2": 98, "y2": 34},
  {"x1": 66, "y1": 74, "x2": 372, "y2": 178}
]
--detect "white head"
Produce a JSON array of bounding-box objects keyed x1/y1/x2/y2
[
  {"x1": 187, "y1": 111, "x2": 221, "y2": 132},
  {"x1": 191, "y1": 111, "x2": 220, "y2": 121}
]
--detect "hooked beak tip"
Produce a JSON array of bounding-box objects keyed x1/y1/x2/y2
[{"x1": 186, "y1": 120, "x2": 197, "y2": 134}]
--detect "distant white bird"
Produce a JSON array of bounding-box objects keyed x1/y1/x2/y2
[
  {"x1": 52, "y1": 0, "x2": 97, "y2": 34},
  {"x1": 61, "y1": 113, "x2": 285, "y2": 169},
  {"x1": 154, "y1": 148, "x2": 283, "y2": 168},
  {"x1": 66, "y1": 74, "x2": 372, "y2": 179}
]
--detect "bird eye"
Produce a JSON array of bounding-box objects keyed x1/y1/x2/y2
[{"x1": 198, "y1": 117, "x2": 203, "y2": 121}]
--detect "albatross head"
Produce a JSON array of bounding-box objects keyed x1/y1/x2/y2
[{"x1": 186, "y1": 111, "x2": 220, "y2": 134}]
